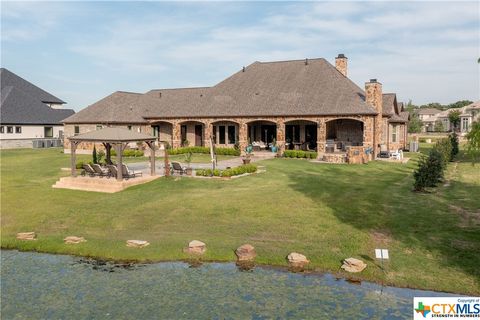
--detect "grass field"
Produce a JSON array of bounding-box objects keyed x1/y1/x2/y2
[{"x1": 1, "y1": 147, "x2": 479, "y2": 294}]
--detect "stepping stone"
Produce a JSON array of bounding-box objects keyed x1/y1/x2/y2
[
  {"x1": 64, "y1": 236, "x2": 86, "y2": 244},
  {"x1": 16, "y1": 232, "x2": 36, "y2": 241},
  {"x1": 341, "y1": 257, "x2": 367, "y2": 273},
  {"x1": 287, "y1": 252, "x2": 310, "y2": 267},
  {"x1": 235, "y1": 244, "x2": 256, "y2": 261},
  {"x1": 126, "y1": 240, "x2": 150, "y2": 248},
  {"x1": 185, "y1": 240, "x2": 206, "y2": 254}
]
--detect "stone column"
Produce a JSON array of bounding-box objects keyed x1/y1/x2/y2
[
  {"x1": 365, "y1": 79, "x2": 383, "y2": 158},
  {"x1": 316, "y1": 119, "x2": 326, "y2": 158},
  {"x1": 172, "y1": 121, "x2": 181, "y2": 149},
  {"x1": 70, "y1": 141, "x2": 77, "y2": 177},
  {"x1": 276, "y1": 119, "x2": 285, "y2": 155},
  {"x1": 205, "y1": 121, "x2": 213, "y2": 147},
  {"x1": 238, "y1": 121, "x2": 248, "y2": 152}
]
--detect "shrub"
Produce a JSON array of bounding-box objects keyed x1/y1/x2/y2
[
  {"x1": 168, "y1": 146, "x2": 239, "y2": 156},
  {"x1": 449, "y1": 132, "x2": 459, "y2": 160},
  {"x1": 76, "y1": 161, "x2": 85, "y2": 169},
  {"x1": 433, "y1": 138, "x2": 452, "y2": 166},
  {"x1": 216, "y1": 147, "x2": 241, "y2": 156},
  {"x1": 413, "y1": 149, "x2": 444, "y2": 191},
  {"x1": 109, "y1": 149, "x2": 144, "y2": 157},
  {"x1": 195, "y1": 164, "x2": 257, "y2": 177},
  {"x1": 283, "y1": 150, "x2": 317, "y2": 159}
]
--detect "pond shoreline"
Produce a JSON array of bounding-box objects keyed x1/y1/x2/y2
[{"x1": 0, "y1": 247, "x2": 469, "y2": 296}]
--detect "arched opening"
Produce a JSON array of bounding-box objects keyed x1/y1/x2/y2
[
  {"x1": 325, "y1": 119, "x2": 364, "y2": 152},
  {"x1": 284, "y1": 119, "x2": 318, "y2": 151},
  {"x1": 151, "y1": 121, "x2": 173, "y2": 147},
  {"x1": 178, "y1": 121, "x2": 205, "y2": 147},
  {"x1": 247, "y1": 120, "x2": 277, "y2": 151},
  {"x1": 211, "y1": 120, "x2": 239, "y2": 147}
]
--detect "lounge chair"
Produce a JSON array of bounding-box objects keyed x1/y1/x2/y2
[
  {"x1": 82, "y1": 164, "x2": 97, "y2": 177},
  {"x1": 107, "y1": 165, "x2": 119, "y2": 178},
  {"x1": 171, "y1": 162, "x2": 187, "y2": 175},
  {"x1": 379, "y1": 144, "x2": 390, "y2": 158},
  {"x1": 92, "y1": 163, "x2": 110, "y2": 178},
  {"x1": 122, "y1": 164, "x2": 142, "y2": 179}
]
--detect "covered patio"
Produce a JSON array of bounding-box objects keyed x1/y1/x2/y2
[{"x1": 53, "y1": 127, "x2": 159, "y2": 193}]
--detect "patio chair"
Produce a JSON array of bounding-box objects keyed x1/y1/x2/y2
[
  {"x1": 92, "y1": 163, "x2": 110, "y2": 178},
  {"x1": 107, "y1": 165, "x2": 119, "y2": 178},
  {"x1": 390, "y1": 149, "x2": 403, "y2": 160},
  {"x1": 82, "y1": 164, "x2": 97, "y2": 177},
  {"x1": 121, "y1": 164, "x2": 142, "y2": 179},
  {"x1": 171, "y1": 162, "x2": 187, "y2": 175},
  {"x1": 379, "y1": 144, "x2": 390, "y2": 158}
]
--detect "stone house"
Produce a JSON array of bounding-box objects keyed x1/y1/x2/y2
[
  {"x1": 0, "y1": 68, "x2": 75, "y2": 149},
  {"x1": 423, "y1": 102, "x2": 480, "y2": 134},
  {"x1": 63, "y1": 54, "x2": 408, "y2": 160}
]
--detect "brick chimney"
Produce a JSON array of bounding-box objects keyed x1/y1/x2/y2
[
  {"x1": 335, "y1": 54, "x2": 348, "y2": 77},
  {"x1": 365, "y1": 79, "x2": 383, "y2": 157}
]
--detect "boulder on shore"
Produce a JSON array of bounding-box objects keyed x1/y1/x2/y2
[
  {"x1": 16, "y1": 232, "x2": 36, "y2": 241},
  {"x1": 341, "y1": 257, "x2": 367, "y2": 273},
  {"x1": 126, "y1": 240, "x2": 150, "y2": 248},
  {"x1": 64, "y1": 236, "x2": 86, "y2": 244},
  {"x1": 185, "y1": 240, "x2": 206, "y2": 254},
  {"x1": 235, "y1": 244, "x2": 256, "y2": 261},
  {"x1": 287, "y1": 252, "x2": 310, "y2": 267}
]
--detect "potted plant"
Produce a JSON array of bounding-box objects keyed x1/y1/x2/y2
[
  {"x1": 271, "y1": 138, "x2": 278, "y2": 153},
  {"x1": 184, "y1": 151, "x2": 193, "y2": 175},
  {"x1": 243, "y1": 146, "x2": 253, "y2": 164}
]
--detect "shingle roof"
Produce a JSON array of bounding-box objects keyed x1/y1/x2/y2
[
  {"x1": 63, "y1": 91, "x2": 146, "y2": 124},
  {"x1": 1, "y1": 84, "x2": 74, "y2": 125},
  {"x1": 65, "y1": 58, "x2": 380, "y2": 123},
  {"x1": 69, "y1": 126, "x2": 155, "y2": 142},
  {"x1": 382, "y1": 93, "x2": 396, "y2": 116},
  {"x1": 0, "y1": 68, "x2": 65, "y2": 104},
  {"x1": 417, "y1": 108, "x2": 441, "y2": 115},
  {"x1": 400, "y1": 111, "x2": 410, "y2": 121}
]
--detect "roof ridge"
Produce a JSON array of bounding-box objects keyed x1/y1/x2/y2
[
  {"x1": 115, "y1": 90, "x2": 142, "y2": 95},
  {"x1": 258, "y1": 57, "x2": 327, "y2": 64},
  {"x1": 149, "y1": 86, "x2": 210, "y2": 91}
]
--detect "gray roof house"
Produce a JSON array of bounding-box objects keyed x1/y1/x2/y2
[
  {"x1": 63, "y1": 55, "x2": 409, "y2": 161},
  {"x1": 0, "y1": 68, "x2": 75, "y2": 148}
]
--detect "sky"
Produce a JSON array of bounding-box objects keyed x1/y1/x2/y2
[{"x1": 1, "y1": 1, "x2": 479, "y2": 111}]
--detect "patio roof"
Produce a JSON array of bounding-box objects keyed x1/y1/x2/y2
[{"x1": 68, "y1": 127, "x2": 155, "y2": 143}]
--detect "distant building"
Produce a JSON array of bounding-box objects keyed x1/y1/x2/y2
[
  {"x1": 0, "y1": 68, "x2": 75, "y2": 148},
  {"x1": 419, "y1": 102, "x2": 480, "y2": 133}
]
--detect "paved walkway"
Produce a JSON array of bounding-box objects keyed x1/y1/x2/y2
[{"x1": 128, "y1": 151, "x2": 276, "y2": 175}]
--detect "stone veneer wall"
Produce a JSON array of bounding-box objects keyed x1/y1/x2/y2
[
  {"x1": 365, "y1": 80, "x2": 383, "y2": 157},
  {"x1": 64, "y1": 114, "x2": 377, "y2": 159}
]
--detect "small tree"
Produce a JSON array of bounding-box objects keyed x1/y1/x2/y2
[
  {"x1": 434, "y1": 119, "x2": 445, "y2": 132},
  {"x1": 413, "y1": 149, "x2": 444, "y2": 191},
  {"x1": 408, "y1": 114, "x2": 422, "y2": 133},
  {"x1": 466, "y1": 121, "x2": 480, "y2": 165},
  {"x1": 448, "y1": 110, "x2": 461, "y2": 132},
  {"x1": 92, "y1": 145, "x2": 98, "y2": 164},
  {"x1": 449, "y1": 132, "x2": 459, "y2": 161}
]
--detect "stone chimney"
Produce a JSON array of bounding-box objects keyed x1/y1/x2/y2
[
  {"x1": 335, "y1": 54, "x2": 348, "y2": 77},
  {"x1": 365, "y1": 79, "x2": 383, "y2": 157}
]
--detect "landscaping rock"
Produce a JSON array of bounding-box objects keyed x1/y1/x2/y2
[
  {"x1": 16, "y1": 232, "x2": 36, "y2": 241},
  {"x1": 126, "y1": 240, "x2": 150, "y2": 248},
  {"x1": 235, "y1": 244, "x2": 256, "y2": 261},
  {"x1": 64, "y1": 236, "x2": 86, "y2": 244},
  {"x1": 287, "y1": 252, "x2": 310, "y2": 267},
  {"x1": 341, "y1": 258, "x2": 367, "y2": 273},
  {"x1": 185, "y1": 240, "x2": 206, "y2": 254}
]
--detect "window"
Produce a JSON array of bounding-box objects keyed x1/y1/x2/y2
[
  {"x1": 391, "y1": 125, "x2": 398, "y2": 143},
  {"x1": 74, "y1": 126, "x2": 80, "y2": 135},
  {"x1": 462, "y1": 118, "x2": 469, "y2": 132},
  {"x1": 228, "y1": 126, "x2": 235, "y2": 144},
  {"x1": 152, "y1": 125, "x2": 159, "y2": 137},
  {"x1": 15, "y1": 126, "x2": 22, "y2": 134},
  {"x1": 127, "y1": 125, "x2": 132, "y2": 130},
  {"x1": 181, "y1": 125, "x2": 187, "y2": 145},
  {"x1": 219, "y1": 126, "x2": 226, "y2": 144},
  {"x1": 96, "y1": 125, "x2": 102, "y2": 130},
  {"x1": 0, "y1": 126, "x2": 4, "y2": 133},
  {"x1": 7, "y1": 126, "x2": 13, "y2": 134},
  {"x1": 44, "y1": 127, "x2": 53, "y2": 138}
]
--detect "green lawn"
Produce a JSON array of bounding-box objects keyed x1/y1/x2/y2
[{"x1": 1, "y1": 147, "x2": 479, "y2": 295}]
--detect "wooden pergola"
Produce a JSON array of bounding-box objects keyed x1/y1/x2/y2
[{"x1": 68, "y1": 127, "x2": 157, "y2": 181}]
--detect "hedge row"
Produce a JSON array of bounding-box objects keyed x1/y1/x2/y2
[
  {"x1": 109, "y1": 149, "x2": 144, "y2": 157},
  {"x1": 283, "y1": 150, "x2": 317, "y2": 159},
  {"x1": 413, "y1": 137, "x2": 454, "y2": 191},
  {"x1": 195, "y1": 164, "x2": 257, "y2": 177},
  {"x1": 168, "y1": 146, "x2": 240, "y2": 156}
]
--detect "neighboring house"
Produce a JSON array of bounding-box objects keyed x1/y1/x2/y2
[
  {"x1": 0, "y1": 68, "x2": 75, "y2": 149},
  {"x1": 419, "y1": 101, "x2": 480, "y2": 134},
  {"x1": 63, "y1": 54, "x2": 408, "y2": 159},
  {"x1": 417, "y1": 108, "x2": 442, "y2": 132}
]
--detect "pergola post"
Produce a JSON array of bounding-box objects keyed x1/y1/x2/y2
[
  {"x1": 146, "y1": 141, "x2": 156, "y2": 176},
  {"x1": 70, "y1": 141, "x2": 78, "y2": 177},
  {"x1": 104, "y1": 143, "x2": 112, "y2": 164},
  {"x1": 115, "y1": 143, "x2": 123, "y2": 181}
]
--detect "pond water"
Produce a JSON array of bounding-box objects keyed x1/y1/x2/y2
[{"x1": 1, "y1": 250, "x2": 457, "y2": 319}]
